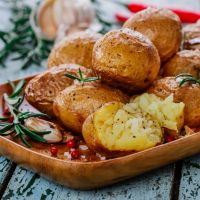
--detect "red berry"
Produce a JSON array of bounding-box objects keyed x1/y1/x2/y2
[
  {"x1": 70, "y1": 150, "x2": 80, "y2": 160},
  {"x1": 8, "y1": 116, "x2": 14, "y2": 123},
  {"x1": 66, "y1": 139, "x2": 76, "y2": 148},
  {"x1": 50, "y1": 146, "x2": 58, "y2": 156},
  {"x1": 166, "y1": 135, "x2": 175, "y2": 143}
]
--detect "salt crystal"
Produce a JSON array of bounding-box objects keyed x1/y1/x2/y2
[
  {"x1": 79, "y1": 145, "x2": 88, "y2": 150},
  {"x1": 64, "y1": 152, "x2": 71, "y2": 159}
]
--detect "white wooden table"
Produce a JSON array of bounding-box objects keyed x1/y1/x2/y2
[{"x1": 0, "y1": 0, "x2": 200, "y2": 199}]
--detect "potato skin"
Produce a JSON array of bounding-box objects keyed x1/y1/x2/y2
[
  {"x1": 183, "y1": 20, "x2": 200, "y2": 50},
  {"x1": 25, "y1": 64, "x2": 93, "y2": 116},
  {"x1": 92, "y1": 28, "x2": 160, "y2": 94},
  {"x1": 123, "y1": 8, "x2": 182, "y2": 62},
  {"x1": 163, "y1": 50, "x2": 200, "y2": 78},
  {"x1": 82, "y1": 102, "x2": 124, "y2": 155},
  {"x1": 148, "y1": 77, "x2": 200, "y2": 127},
  {"x1": 48, "y1": 31, "x2": 102, "y2": 69},
  {"x1": 53, "y1": 83, "x2": 129, "y2": 133}
]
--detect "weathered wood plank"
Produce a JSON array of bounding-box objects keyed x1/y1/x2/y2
[
  {"x1": 0, "y1": 157, "x2": 15, "y2": 195},
  {"x1": 2, "y1": 165, "x2": 174, "y2": 200},
  {"x1": 179, "y1": 155, "x2": 200, "y2": 200},
  {"x1": 0, "y1": 157, "x2": 12, "y2": 185}
]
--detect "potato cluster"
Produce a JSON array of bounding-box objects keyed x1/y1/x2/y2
[{"x1": 25, "y1": 7, "x2": 200, "y2": 155}]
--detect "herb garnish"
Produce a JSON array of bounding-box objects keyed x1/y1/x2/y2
[
  {"x1": 65, "y1": 68, "x2": 100, "y2": 85},
  {"x1": 0, "y1": 0, "x2": 53, "y2": 69},
  {"x1": 176, "y1": 74, "x2": 200, "y2": 87},
  {"x1": 0, "y1": 80, "x2": 51, "y2": 147}
]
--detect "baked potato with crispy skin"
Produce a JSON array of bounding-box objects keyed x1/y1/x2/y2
[
  {"x1": 123, "y1": 8, "x2": 182, "y2": 62},
  {"x1": 148, "y1": 77, "x2": 200, "y2": 127},
  {"x1": 183, "y1": 20, "x2": 200, "y2": 50},
  {"x1": 82, "y1": 94, "x2": 184, "y2": 154},
  {"x1": 163, "y1": 50, "x2": 200, "y2": 78},
  {"x1": 53, "y1": 83, "x2": 129, "y2": 133},
  {"x1": 25, "y1": 64, "x2": 93, "y2": 116},
  {"x1": 48, "y1": 31, "x2": 102, "y2": 69},
  {"x1": 92, "y1": 28, "x2": 160, "y2": 94}
]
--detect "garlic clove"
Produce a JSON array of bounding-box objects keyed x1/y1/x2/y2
[
  {"x1": 24, "y1": 117, "x2": 63, "y2": 143},
  {"x1": 37, "y1": 0, "x2": 57, "y2": 39}
]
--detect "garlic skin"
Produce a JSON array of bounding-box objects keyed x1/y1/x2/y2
[
  {"x1": 54, "y1": 0, "x2": 96, "y2": 42},
  {"x1": 25, "y1": 118, "x2": 63, "y2": 143},
  {"x1": 37, "y1": 0, "x2": 95, "y2": 40}
]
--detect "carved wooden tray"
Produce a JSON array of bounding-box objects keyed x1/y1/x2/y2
[{"x1": 0, "y1": 77, "x2": 200, "y2": 190}]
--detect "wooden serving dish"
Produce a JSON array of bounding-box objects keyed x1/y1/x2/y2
[{"x1": 0, "y1": 77, "x2": 200, "y2": 190}]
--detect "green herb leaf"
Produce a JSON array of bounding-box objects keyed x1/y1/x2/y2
[
  {"x1": 176, "y1": 74, "x2": 200, "y2": 87},
  {"x1": 176, "y1": 74, "x2": 194, "y2": 78},
  {"x1": 0, "y1": 117, "x2": 10, "y2": 121},
  {"x1": 15, "y1": 125, "x2": 32, "y2": 148},
  {"x1": 0, "y1": 129, "x2": 15, "y2": 136},
  {"x1": 8, "y1": 80, "x2": 16, "y2": 90},
  {"x1": 84, "y1": 77, "x2": 100, "y2": 82},
  {"x1": 0, "y1": 124, "x2": 13, "y2": 134},
  {"x1": 10, "y1": 79, "x2": 25, "y2": 98},
  {"x1": 65, "y1": 69, "x2": 100, "y2": 85},
  {"x1": 18, "y1": 112, "x2": 49, "y2": 121},
  {"x1": 20, "y1": 125, "x2": 47, "y2": 143},
  {"x1": 65, "y1": 73, "x2": 81, "y2": 81}
]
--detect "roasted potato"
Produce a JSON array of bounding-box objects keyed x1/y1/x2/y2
[
  {"x1": 25, "y1": 64, "x2": 93, "y2": 116},
  {"x1": 183, "y1": 20, "x2": 200, "y2": 50},
  {"x1": 82, "y1": 93, "x2": 184, "y2": 154},
  {"x1": 148, "y1": 77, "x2": 200, "y2": 127},
  {"x1": 48, "y1": 31, "x2": 102, "y2": 69},
  {"x1": 123, "y1": 8, "x2": 182, "y2": 62},
  {"x1": 163, "y1": 50, "x2": 200, "y2": 78},
  {"x1": 92, "y1": 28, "x2": 160, "y2": 93},
  {"x1": 53, "y1": 83, "x2": 129, "y2": 133}
]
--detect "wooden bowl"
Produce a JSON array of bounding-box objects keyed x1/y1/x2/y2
[{"x1": 1, "y1": 77, "x2": 200, "y2": 190}]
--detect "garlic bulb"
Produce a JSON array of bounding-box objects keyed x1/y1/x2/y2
[
  {"x1": 25, "y1": 117, "x2": 63, "y2": 143},
  {"x1": 37, "y1": 0, "x2": 95, "y2": 40}
]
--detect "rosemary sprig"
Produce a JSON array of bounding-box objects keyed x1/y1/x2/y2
[
  {"x1": 176, "y1": 74, "x2": 200, "y2": 87},
  {"x1": 0, "y1": 80, "x2": 51, "y2": 147},
  {"x1": 0, "y1": 0, "x2": 53, "y2": 69},
  {"x1": 65, "y1": 68, "x2": 100, "y2": 85}
]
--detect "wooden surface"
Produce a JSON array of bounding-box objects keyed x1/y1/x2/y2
[{"x1": 0, "y1": 0, "x2": 200, "y2": 199}]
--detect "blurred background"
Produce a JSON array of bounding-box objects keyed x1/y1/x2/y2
[{"x1": 0, "y1": 0, "x2": 199, "y2": 83}]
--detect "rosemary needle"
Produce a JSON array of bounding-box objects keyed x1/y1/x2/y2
[{"x1": 0, "y1": 80, "x2": 51, "y2": 147}]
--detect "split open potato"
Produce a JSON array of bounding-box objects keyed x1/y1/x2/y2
[
  {"x1": 25, "y1": 64, "x2": 93, "y2": 116},
  {"x1": 92, "y1": 28, "x2": 160, "y2": 93},
  {"x1": 48, "y1": 31, "x2": 102, "y2": 69},
  {"x1": 123, "y1": 7, "x2": 182, "y2": 62},
  {"x1": 53, "y1": 83, "x2": 129, "y2": 133},
  {"x1": 82, "y1": 93, "x2": 184, "y2": 154},
  {"x1": 148, "y1": 77, "x2": 200, "y2": 127}
]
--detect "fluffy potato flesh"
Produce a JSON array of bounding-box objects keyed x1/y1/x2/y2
[
  {"x1": 83, "y1": 93, "x2": 185, "y2": 153},
  {"x1": 131, "y1": 93, "x2": 185, "y2": 133},
  {"x1": 83, "y1": 102, "x2": 162, "y2": 152}
]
